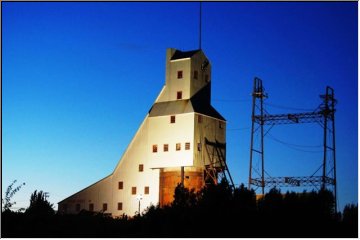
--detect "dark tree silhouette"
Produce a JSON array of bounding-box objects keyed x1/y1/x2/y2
[
  {"x1": 25, "y1": 190, "x2": 55, "y2": 216},
  {"x1": 2, "y1": 180, "x2": 25, "y2": 212}
]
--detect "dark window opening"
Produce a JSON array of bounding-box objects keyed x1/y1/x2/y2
[
  {"x1": 103, "y1": 203, "x2": 107, "y2": 211},
  {"x1": 177, "y1": 71, "x2": 183, "y2": 79},
  {"x1": 170, "y1": 115, "x2": 176, "y2": 123},
  {"x1": 164, "y1": 144, "x2": 169, "y2": 152},
  {"x1": 118, "y1": 202, "x2": 123, "y2": 211},
  {"x1": 139, "y1": 164, "x2": 144, "y2": 172},
  {"x1": 145, "y1": 186, "x2": 150, "y2": 195},
  {"x1": 118, "y1": 181, "x2": 123, "y2": 190},
  {"x1": 194, "y1": 70, "x2": 198, "y2": 79},
  {"x1": 177, "y1": 91, "x2": 182, "y2": 100},
  {"x1": 185, "y1": 142, "x2": 190, "y2": 150},
  {"x1": 132, "y1": 187, "x2": 137, "y2": 195},
  {"x1": 153, "y1": 145, "x2": 158, "y2": 153}
]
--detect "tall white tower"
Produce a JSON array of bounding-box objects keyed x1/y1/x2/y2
[{"x1": 58, "y1": 48, "x2": 227, "y2": 216}]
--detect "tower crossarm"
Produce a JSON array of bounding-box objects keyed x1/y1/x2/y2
[
  {"x1": 253, "y1": 111, "x2": 323, "y2": 125},
  {"x1": 250, "y1": 176, "x2": 335, "y2": 188}
]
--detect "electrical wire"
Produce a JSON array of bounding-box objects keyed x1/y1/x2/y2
[
  {"x1": 267, "y1": 133, "x2": 323, "y2": 153},
  {"x1": 264, "y1": 102, "x2": 315, "y2": 112}
]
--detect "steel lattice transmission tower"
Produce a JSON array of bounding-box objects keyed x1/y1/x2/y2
[{"x1": 248, "y1": 77, "x2": 337, "y2": 212}]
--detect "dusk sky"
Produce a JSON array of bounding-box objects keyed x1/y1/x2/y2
[{"x1": 3, "y1": 2, "x2": 357, "y2": 212}]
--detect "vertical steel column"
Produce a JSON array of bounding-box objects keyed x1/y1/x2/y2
[
  {"x1": 322, "y1": 88, "x2": 329, "y2": 190},
  {"x1": 328, "y1": 86, "x2": 337, "y2": 213},
  {"x1": 248, "y1": 79, "x2": 257, "y2": 189},
  {"x1": 260, "y1": 80, "x2": 265, "y2": 195}
]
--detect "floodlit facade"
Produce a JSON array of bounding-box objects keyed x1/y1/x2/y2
[{"x1": 58, "y1": 48, "x2": 226, "y2": 217}]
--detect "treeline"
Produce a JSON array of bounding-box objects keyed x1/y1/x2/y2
[{"x1": 2, "y1": 181, "x2": 358, "y2": 237}]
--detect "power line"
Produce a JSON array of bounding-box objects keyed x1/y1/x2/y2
[
  {"x1": 264, "y1": 102, "x2": 315, "y2": 112},
  {"x1": 212, "y1": 98, "x2": 250, "y2": 102},
  {"x1": 267, "y1": 133, "x2": 323, "y2": 153}
]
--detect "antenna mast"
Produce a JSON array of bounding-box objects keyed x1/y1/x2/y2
[{"x1": 199, "y1": 2, "x2": 202, "y2": 50}]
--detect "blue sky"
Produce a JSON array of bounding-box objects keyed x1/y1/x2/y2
[{"x1": 2, "y1": 2, "x2": 357, "y2": 212}]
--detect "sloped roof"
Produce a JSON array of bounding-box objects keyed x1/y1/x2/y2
[
  {"x1": 171, "y1": 49, "x2": 200, "y2": 60},
  {"x1": 148, "y1": 85, "x2": 225, "y2": 121}
]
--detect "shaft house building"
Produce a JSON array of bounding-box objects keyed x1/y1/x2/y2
[{"x1": 58, "y1": 48, "x2": 227, "y2": 216}]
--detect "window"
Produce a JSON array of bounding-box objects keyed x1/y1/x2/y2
[
  {"x1": 132, "y1": 187, "x2": 137, "y2": 195},
  {"x1": 177, "y1": 70, "x2": 183, "y2": 79},
  {"x1": 163, "y1": 144, "x2": 169, "y2": 152},
  {"x1": 177, "y1": 91, "x2": 182, "y2": 100},
  {"x1": 75, "y1": 203, "x2": 80, "y2": 212},
  {"x1": 170, "y1": 115, "x2": 176, "y2": 123},
  {"x1": 62, "y1": 204, "x2": 68, "y2": 212},
  {"x1": 103, "y1": 203, "x2": 108, "y2": 211},
  {"x1": 144, "y1": 186, "x2": 150, "y2": 195},
  {"x1": 185, "y1": 142, "x2": 190, "y2": 150},
  {"x1": 139, "y1": 164, "x2": 144, "y2": 172},
  {"x1": 89, "y1": 203, "x2": 94, "y2": 212},
  {"x1": 118, "y1": 202, "x2": 123, "y2": 211},
  {"x1": 198, "y1": 115, "x2": 203, "y2": 123},
  {"x1": 205, "y1": 74, "x2": 209, "y2": 82},
  {"x1": 194, "y1": 70, "x2": 198, "y2": 79},
  {"x1": 118, "y1": 181, "x2": 123, "y2": 189},
  {"x1": 219, "y1": 122, "x2": 223, "y2": 129},
  {"x1": 152, "y1": 144, "x2": 158, "y2": 153},
  {"x1": 198, "y1": 143, "x2": 202, "y2": 151},
  {"x1": 176, "y1": 143, "x2": 181, "y2": 151}
]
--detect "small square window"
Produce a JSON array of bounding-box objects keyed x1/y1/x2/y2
[
  {"x1": 198, "y1": 115, "x2": 203, "y2": 123},
  {"x1": 139, "y1": 164, "x2": 144, "y2": 172},
  {"x1": 185, "y1": 142, "x2": 190, "y2": 150},
  {"x1": 153, "y1": 145, "x2": 158, "y2": 153},
  {"x1": 205, "y1": 74, "x2": 209, "y2": 82},
  {"x1": 176, "y1": 143, "x2": 181, "y2": 151},
  {"x1": 145, "y1": 186, "x2": 150, "y2": 195},
  {"x1": 164, "y1": 144, "x2": 169, "y2": 152},
  {"x1": 132, "y1": 187, "x2": 137, "y2": 195},
  {"x1": 177, "y1": 91, "x2": 182, "y2": 100},
  {"x1": 170, "y1": 115, "x2": 176, "y2": 123},
  {"x1": 89, "y1": 203, "x2": 94, "y2": 212},
  {"x1": 198, "y1": 143, "x2": 202, "y2": 151},
  {"x1": 103, "y1": 203, "x2": 107, "y2": 212},
  {"x1": 194, "y1": 70, "x2": 198, "y2": 80},
  {"x1": 118, "y1": 202, "x2": 123, "y2": 211},
  {"x1": 75, "y1": 203, "x2": 80, "y2": 212},
  {"x1": 177, "y1": 71, "x2": 183, "y2": 79},
  {"x1": 118, "y1": 181, "x2": 123, "y2": 190}
]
